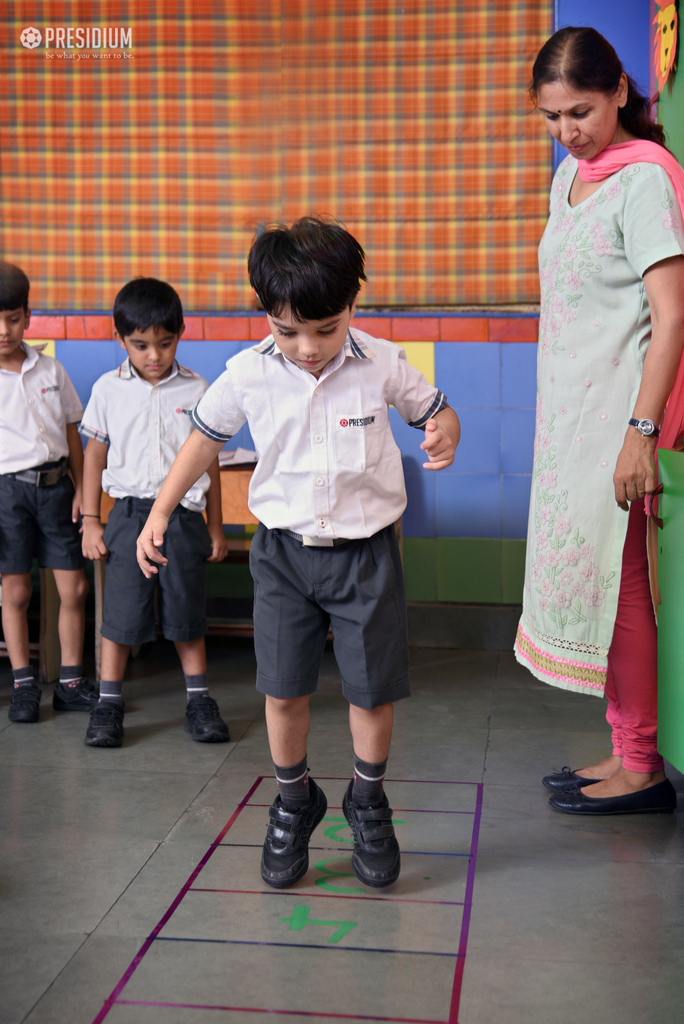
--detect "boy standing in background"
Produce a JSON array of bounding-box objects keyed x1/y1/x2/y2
[
  {"x1": 80, "y1": 277, "x2": 230, "y2": 748},
  {"x1": 0, "y1": 261, "x2": 92, "y2": 722}
]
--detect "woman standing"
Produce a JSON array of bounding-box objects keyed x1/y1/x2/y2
[{"x1": 516, "y1": 27, "x2": 684, "y2": 814}]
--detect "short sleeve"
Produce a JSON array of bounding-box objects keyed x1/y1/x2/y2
[
  {"x1": 79, "y1": 376, "x2": 110, "y2": 444},
  {"x1": 191, "y1": 363, "x2": 246, "y2": 442},
  {"x1": 56, "y1": 361, "x2": 83, "y2": 423},
  {"x1": 623, "y1": 163, "x2": 684, "y2": 278},
  {"x1": 389, "y1": 347, "x2": 448, "y2": 428}
]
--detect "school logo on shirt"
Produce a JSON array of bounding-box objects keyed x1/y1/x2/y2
[
  {"x1": 339, "y1": 415, "x2": 375, "y2": 428},
  {"x1": 175, "y1": 407, "x2": 193, "y2": 415},
  {"x1": 41, "y1": 386, "x2": 59, "y2": 394}
]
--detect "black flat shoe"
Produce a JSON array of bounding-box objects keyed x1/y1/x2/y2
[
  {"x1": 549, "y1": 779, "x2": 677, "y2": 815},
  {"x1": 542, "y1": 766, "x2": 602, "y2": 791}
]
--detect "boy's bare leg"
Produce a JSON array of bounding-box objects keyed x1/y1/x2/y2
[
  {"x1": 100, "y1": 637, "x2": 131, "y2": 683},
  {"x1": 52, "y1": 568, "x2": 88, "y2": 666},
  {"x1": 265, "y1": 694, "x2": 311, "y2": 766},
  {"x1": 174, "y1": 637, "x2": 206, "y2": 676},
  {"x1": 1, "y1": 572, "x2": 32, "y2": 668},
  {"x1": 348, "y1": 702, "x2": 393, "y2": 763}
]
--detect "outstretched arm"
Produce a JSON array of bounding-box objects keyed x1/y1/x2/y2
[
  {"x1": 421, "y1": 405, "x2": 460, "y2": 469},
  {"x1": 205, "y1": 457, "x2": 229, "y2": 563},
  {"x1": 137, "y1": 429, "x2": 224, "y2": 577}
]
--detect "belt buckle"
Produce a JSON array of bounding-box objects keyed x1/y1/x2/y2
[{"x1": 301, "y1": 535, "x2": 334, "y2": 547}]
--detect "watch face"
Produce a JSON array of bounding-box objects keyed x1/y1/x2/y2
[{"x1": 639, "y1": 419, "x2": 656, "y2": 435}]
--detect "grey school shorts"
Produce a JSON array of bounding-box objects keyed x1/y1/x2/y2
[
  {"x1": 101, "y1": 497, "x2": 212, "y2": 646},
  {"x1": 0, "y1": 470, "x2": 85, "y2": 574},
  {"x1": 249, "y1": 523, "x2": 410, "y2": 710}
]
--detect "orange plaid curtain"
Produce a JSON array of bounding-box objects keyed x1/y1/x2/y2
[{"x1": 0, "y1": 1, "x2": 552, "y2": 310}]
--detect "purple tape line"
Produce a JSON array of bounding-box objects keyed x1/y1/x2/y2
[
  {"x1": 189, "y1": 887, "x2": 465, "y2": 907},
  {"x1": 448, "y1": 782, "x2": 484, "y2": 1024},
  {"x1": 90, "y1": 775, "x2": 264, "y2": 1024},
  {"x1": 117, "y1": 999, "x2": 446, "y2": 1023}
]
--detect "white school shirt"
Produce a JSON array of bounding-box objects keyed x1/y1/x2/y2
[
  {"x1": 192, "y1": 329, "x2": 447, "y2": 539},
  {"x1": 0, "y1": 343, "x2": 83, "y2": 474},
  {"x1": 79, "y1": 358, "x2": 210, "y2": 512}
]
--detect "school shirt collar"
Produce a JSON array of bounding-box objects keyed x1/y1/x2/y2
[
  {"x1": 1, "y1": 342, "x2": 41, "y2": 375},
  {"x1": 252, "y1": 329, "x2": 376, "y2": 361},
  {"x1": 116, "y1": 357, "x2": 195, "y2": 382}
]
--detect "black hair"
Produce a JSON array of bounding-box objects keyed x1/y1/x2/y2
[
  {"x1": 113, "y1": 277, "x2": 184, "y2": 338},
  {"x1": 530, "y1": 26, "x2": 666, "y2": 148},
  {"x1": 0, "y1": 261, "x2": 30, "y2": 312},
  {"x1": 247, "y1": 216, "x2": 366, "y2": 322}
]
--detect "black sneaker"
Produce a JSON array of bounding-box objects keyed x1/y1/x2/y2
[
  {"x1": 261, "y1": 777, "x2": 327, "y2": 888},
  {"x1": 184, "y1": 694, "x2": 230, "y2": 743},
  {"x1": 85, "y1": 700, "x2": 124, "y2": 747},
  {"x1": 342, "y1": 780, "x2": 401, "y2": 888},
  {"x1": 53, "y1": 678, "x2": 98, "y2": 712},
  {"x1": 8, "y1": 683, "x2": 42, "y2": 723}
]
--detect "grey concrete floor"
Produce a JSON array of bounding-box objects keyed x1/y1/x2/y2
[{"x1": 0, "y1": 639, "x2": 682, "y2": 1024}]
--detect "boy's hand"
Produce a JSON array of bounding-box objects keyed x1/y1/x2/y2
[
  {"x1": 136, "y1": 512, "x2": 170, "y2": 577},
  {"x1": 72, "y1": 487, "x2": 83, "y2": 524},
  {"x1": 420, "y1": 410, "x2": 459, "y2": 470},
  {"x1": 206, "y1": 523, "x2": 229, "y2": 563},
  {"x1": 82, "y1": 520, "x2": 109, "y2": 561}
]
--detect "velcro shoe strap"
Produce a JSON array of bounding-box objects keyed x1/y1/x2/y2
[
  {"x1": 360, "y1": 823, "x2": 395, "y2": 843},
  {"x1": 355, "y1": 805, "x2": 393, "y2": 824},
  {"x1": 267, "y1": 821, "x2": 298, "y2": 847}
]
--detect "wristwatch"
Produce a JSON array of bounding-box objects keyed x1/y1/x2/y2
[{"x1": 628, "y1": 417, "x2": 660, "y2": 437}]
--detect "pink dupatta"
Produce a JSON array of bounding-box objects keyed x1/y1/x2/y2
[{"x1": 577, "y1": 140, "x2": 684, "y2": 453}]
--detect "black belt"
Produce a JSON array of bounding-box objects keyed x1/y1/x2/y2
[{"x1": 3, "y1": 458, "x2": 69, "y2": 487}]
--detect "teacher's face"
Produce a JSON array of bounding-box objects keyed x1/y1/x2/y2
[{"x1": 537, "y1": 75, "x2": 629, "y2": 160}]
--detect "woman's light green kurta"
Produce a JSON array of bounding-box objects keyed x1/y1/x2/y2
[{"x1": 516, "y1": 157, "x2": 684, "y2": 696}]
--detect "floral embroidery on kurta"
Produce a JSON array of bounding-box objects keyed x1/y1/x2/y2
[{"x1": 516, "y1": 158, "x2": 684, "y2": 696}]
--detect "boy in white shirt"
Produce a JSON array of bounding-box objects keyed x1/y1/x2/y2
[
  {"x1": 0, "y1": 261, "x2": 93, "y2": 723},
  {"x1": 137, "y1": 220, "x2": 460, "y2": 889},
  {"x1": 80, "y1": 278, "x2": 229, "y2": 748}
]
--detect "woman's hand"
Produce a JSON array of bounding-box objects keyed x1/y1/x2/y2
[{"x1": 613, "y1": 430, "x2": 657, "y2": 510}]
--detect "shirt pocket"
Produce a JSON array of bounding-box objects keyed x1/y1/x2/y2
[{"x1": 333, "y1": 408, "x2": 384, "y2": 470}]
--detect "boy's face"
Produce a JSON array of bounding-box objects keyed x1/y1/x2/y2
[
  {"x1": 266, "y1": 302, "x2": 356, "y2": 379},
  {"x1": 0, "y1": 306, "x2": 30, "y2": 361},
  {"x1": 116, "y1": 323, "x2": 184, "y2": 384}
]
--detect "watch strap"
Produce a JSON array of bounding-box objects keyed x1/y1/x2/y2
[{"x1": 628, "y1": 417, "x2": 660, "y2": 437}]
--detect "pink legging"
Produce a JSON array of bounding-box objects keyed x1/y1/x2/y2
[{"x1": 605, "y1": 500, "x2": 663, "y2": 773}]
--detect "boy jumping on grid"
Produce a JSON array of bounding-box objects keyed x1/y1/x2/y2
[
  {"x1": 0, "y1": 261, "x2": 93, "y2": 722},
  {"x1": 137, "y1": 220, "x2": 460, "y2": 888},
  {"x1": 80, "y1": 278, "x2": 230, "y2": 747}
]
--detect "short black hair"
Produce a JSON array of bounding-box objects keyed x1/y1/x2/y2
[
  {"x1": 113, "y1": 277, "x2": 184, "y2": 338},
  {"x1": 0, "y1": 261, "x2": 30, "y2": 312},
  {"x1": 248, "y1": 217, "x2": 366, "y2": 322}
]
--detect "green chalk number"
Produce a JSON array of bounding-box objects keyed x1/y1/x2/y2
[{"x1": 280, "y1": 904, "x2": 357, "y2": 944}]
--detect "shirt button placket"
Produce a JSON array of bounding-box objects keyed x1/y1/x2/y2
[{"x1": 310, "y1": 387, "x2": 330, "y2": 533}]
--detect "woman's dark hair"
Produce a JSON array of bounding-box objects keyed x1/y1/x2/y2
[
  {"x1": 248, "y1": 216, "x2": 366, "y2": 322},
  {"x1": 0, "y1": 261, "x2": 30, "y2": 312},
  {"x1": 113, "y1": 277, "x2": 184, "y2": 338},
  {"x1": 530, "y1": 26, "x2": 666, "y2": 148}
]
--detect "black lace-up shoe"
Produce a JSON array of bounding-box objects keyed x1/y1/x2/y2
[
  {"x1": 184, "y1": 694, "x2": 230, "y2": 742},
  {"x1": 53, "y1": 678, "x2": 98, "y2": 712},
  {"x1": 342, "y1": 780, "x2": 401, "y2": 888},
  {"x1": 8, "y1": 683, "x2": 42, "y2": 723},
  {"x1": 261, "y1": 777, "x2": 328, "y2": 888},
  {"x1": 85, "y1": 700, "x2": 124, "y2": 747}
]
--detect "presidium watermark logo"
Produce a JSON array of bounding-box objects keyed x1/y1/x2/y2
[{"x1": 20, "y1": 25, "x2": 133, "y2": 59}]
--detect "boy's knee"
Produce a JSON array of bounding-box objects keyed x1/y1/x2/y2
[
  {"x1": 55, "y1": 569, "x2": 89, "y2": 606},
  {"x1": 266, "y1": 694, "x2": 310, "y2": 713},
  {"x1": 1, "y1": 573, "x2": 32, "y2": 611}
]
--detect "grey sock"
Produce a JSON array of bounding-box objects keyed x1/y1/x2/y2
[
  {"x1": 274, "y1": 756, "x2": 310, "y2": 810},
  {"x1": 99, "y1": 680, "x2": 123, "y2": 704},
  {"x1": 352, "y1": 754, "x2": 387, "y2": 807},
  {"x1": 184, "y1": 673, "x2": 208, "y2": 700},
  {"x1": 60, "y1": 664, "x2": 83, "y2": 688},
  {"x1": 12, "y1": 666, "x2": 36, "y2": 689}
]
